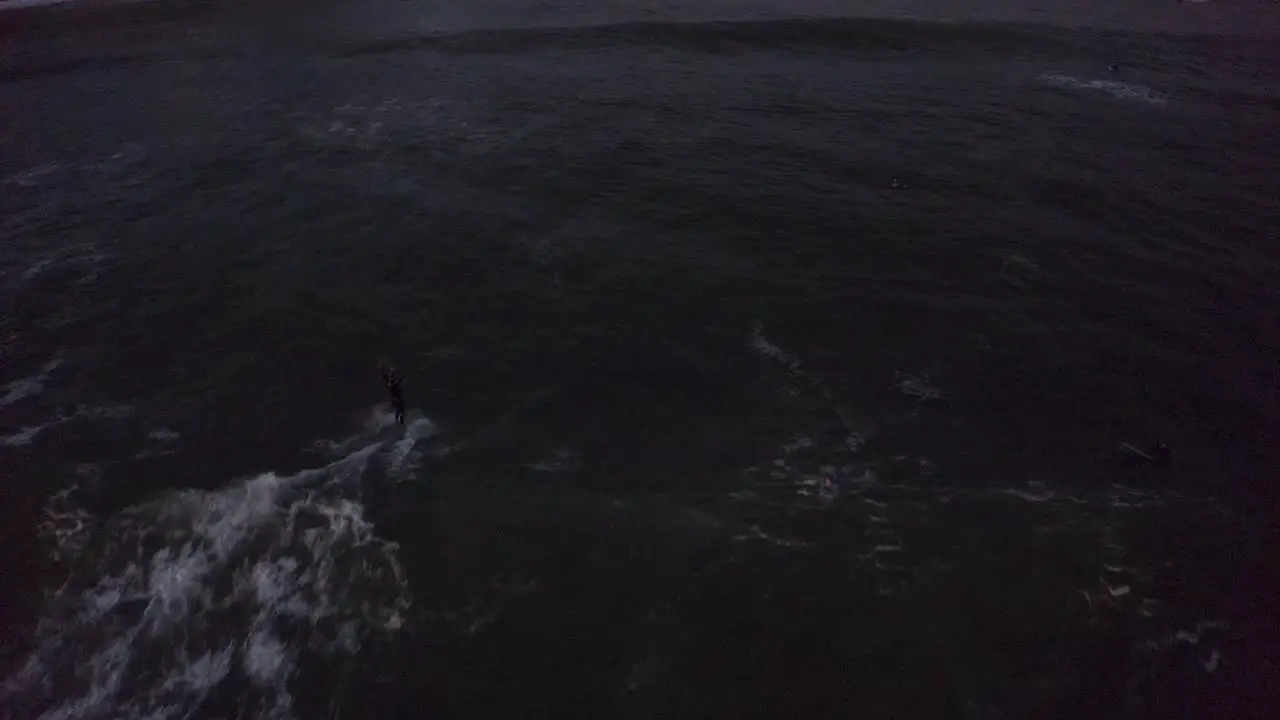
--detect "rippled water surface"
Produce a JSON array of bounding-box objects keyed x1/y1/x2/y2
[{"x1": 2, "y1": 4, "x2": 1278, "y2": 719}]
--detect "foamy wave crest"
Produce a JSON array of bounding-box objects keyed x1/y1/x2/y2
[
  {"x1": 1040, "y1": 74, "x2": 1167, "y2": 105},
  {"x1": 4, "y1": 414, "x2": 423, "y2": 720}
]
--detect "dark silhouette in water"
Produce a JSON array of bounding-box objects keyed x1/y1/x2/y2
[{"x1": 379, "y1": 360, "x2": 405, "y2": 425}]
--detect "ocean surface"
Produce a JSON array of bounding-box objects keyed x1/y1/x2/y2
[{"x1": 2, "y1": 2, "x2": 1278, "y2": 718}]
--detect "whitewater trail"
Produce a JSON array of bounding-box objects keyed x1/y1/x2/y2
[{"x1": 3, "y1": 408, "x2": 432, "y2": 720}]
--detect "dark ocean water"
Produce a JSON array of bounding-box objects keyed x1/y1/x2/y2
[{"x1": 2, "y1": 5, "x2": 1279, "y2": 719}]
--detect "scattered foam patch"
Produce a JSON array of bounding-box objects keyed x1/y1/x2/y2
[
  {"x1": 148, "y1": 428, "x2": 181, "y2": 442},
  {"x1": 1137, "y1": 620, "x2": 1230, "y2": 677},
  {"x1": 302, "y1": 111, "x2": 387, "y2": 150},
  {"x1": 1000, "y1": 487, "x2": 1057, "y2": 503},
  {"x1": 5, "y1": 244, "x2": 108, "y2": 311},
  {"x1": 747, "y1": 323, "x2": 873, "y2": 508},
  {"x1": 730, "y1": 524, "x2": 812, "y2": 549},
  {"x1": 1, "y1": 424, "x2": 47, "y2": 447},
  {"x1": 295, "y1": 99, "x2": 542, "y2": 159},
  {"x1": 3, "y1": 146, "x2": 144, "y2": 192},
  {"x1": 3, "y1": 412, "x2": 424, "y2": 720},
  {"x1": 780, "y1": 435, "x2": 814, "y2": 455},
  {"x1": 87, "y1": 144, "x2": 145, "y2": 175},
  {"x1": 4, "y1": 162, "x2": 61, "y2": 188},
  {"x1": 37, "y1": 485, "x2": 96, "y2": 566},
  {"x1": 1, "y1": 356, "x2": 63, "y2": 410},
  {"x1": 843, "y1": 433, "x2": 867, "y2": 453},
  {"x1": 749, "y1": 323, "x2": 802, "y2": 377},
  {"x1": 742, "y1": 431, "x2": 1220, "y2": 674},
  {"x1": 895, "y1": 372, "x2": 942, "y2": 402},
  {"x1": 19, "y1": 257, "x2": 57, "y2": 283},
  {"x1": 739, "y1": 322, "x2": 1238, "y2": 705},
  {"x1": 63, "y1": 404, "x2": 136, "y2": 421},
  {"x1": 526, "y1": 448, "x2": 580, "y2": 473},
  {"x1": 1040, "y1": 74, "x2": 1167, "y2": 105},
  {"x1": 2, "y1": 403, "x2": 138, "y2": 450},
  {"x1": 1000, "y1": 252, "x2": 1040, "y2": 289},
  {"x1": 425, "y1": 575, "x2": 540, "y2": 639}
]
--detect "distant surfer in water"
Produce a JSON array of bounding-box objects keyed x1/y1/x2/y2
[{"x1": 379, "y1": 359, "x2": 405, "y2": 425}]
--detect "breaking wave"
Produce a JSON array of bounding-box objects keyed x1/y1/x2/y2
[
  {"x1": 1040, "y1": 73, "x2": 1167, "y2": 105},
  {"x1": 2, "y1": 410, "x2": 432, "y2": 720}
]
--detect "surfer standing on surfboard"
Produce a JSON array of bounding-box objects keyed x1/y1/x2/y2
[{"x1": 379, "y1": 359, "x2": 405, "y2": 425}]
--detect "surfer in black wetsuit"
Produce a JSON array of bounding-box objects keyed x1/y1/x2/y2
[{"x1": 379, "y1": 360, "x2": 405, "y2": 425}]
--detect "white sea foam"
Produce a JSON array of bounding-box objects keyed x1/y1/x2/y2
[
  {"x1": 66, "y1": 403, "x2": 136, "y2": 421},
  {"x1": 780, "y1": 435, "x2": 814, "y2": 455},
  {"x1": 1, "y1": 424, "x2": 47, "y2": 446},
  {"x1": 19, "y1": 257, "x2": 57, "y2": 282},
  {"x1": 2, "y1": 402, "x2": 137, "y2": 449},
  {"x1": 297, "y1": 98, "x2": 528, "y2": 160},
  {"x1": 1, "y1": 355, "x2": 63, "y2": 410},
  {"x1": 730, "y1": 524, "x2": 811, "y2": 549},
  {"x1": 738, "y1": 322, "x2": 1230, "y2": 685},
  {"x1": 749, "y1": 323, "x2": 802, "y2": 377},
  {"x1": 1040, "y1": 74, "x2": 1167, "y2": 105},
  {"x1": 4, "y1": 161, "x2": 61, "y2": 187},
  {"x1": 148, "y1": 428, "x2": 181, "y2": 442},
  {"x1": 6, "y1": 245, "x2": 108, "y2": 306},
  {"x1": 526, "y1": 447, "x2": 580, "y2": 473},
  {"x1": 1106, "y1": 584, "x2": 1131, "y2": 598},
  {"x1": 999, "y1": 487, "x2": 1055, "y2": 503},
  {"x1": 38, "y1": 486, "x2": 96, "y2": 565},
  {"x1": 3, "y1": 411, "x2": 423, "y2": 720},
  {"x1": 747, "y1": 326, "x2": 882, "y2": 509},
  {"x1": 996, "y1": 482, "x2": 1087, "y2": 505},
  {"x1": 385, "y1": 414, "x2": 437, "y2": 477},
  {"x1": 894, "y1": 371, "x2": 942, "y2": 402}
]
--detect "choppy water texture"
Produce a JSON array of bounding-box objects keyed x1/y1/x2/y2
[{"x1": 2, "y1": 2, "x2": 1279, "y2": 719}]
